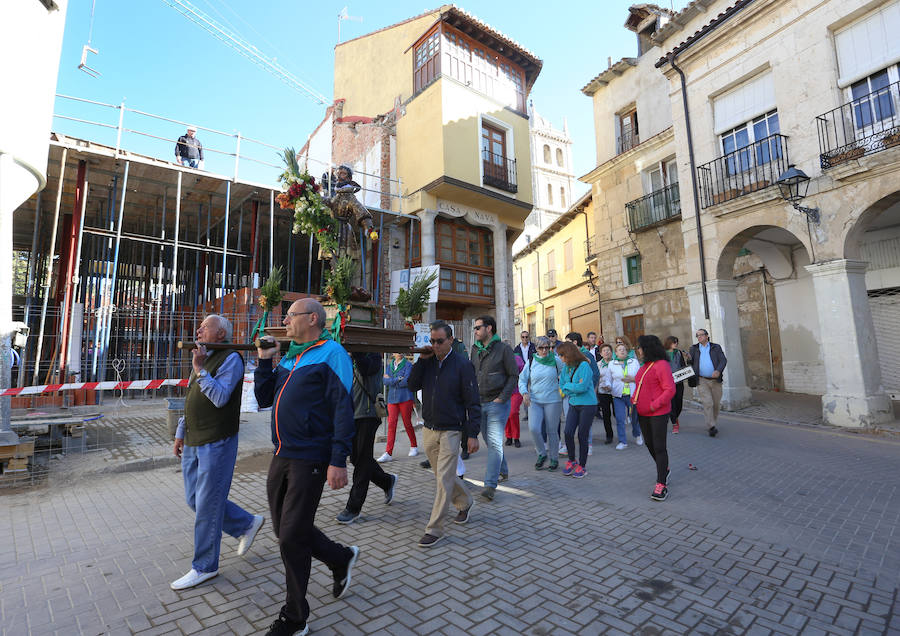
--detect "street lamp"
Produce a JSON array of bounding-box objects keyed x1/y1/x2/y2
[
  {"x1": 776, "y1": 164, "x2": 820, "y2": 223},
  {"x1": 583, "y1": 267, "x2": 599, "y2": 296}
]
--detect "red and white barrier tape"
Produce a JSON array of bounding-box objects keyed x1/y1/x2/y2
[{"x1": 0, "y1": 378, "x2": 190, "y2": 397}]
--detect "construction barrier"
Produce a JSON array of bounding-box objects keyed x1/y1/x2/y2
[{"x1": 0, "y1": 378, "x2": 189, "y2": 397}]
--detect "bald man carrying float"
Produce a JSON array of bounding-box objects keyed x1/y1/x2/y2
[{"x1": 255, "y1": 298, "x2": 359, "y2": 636}]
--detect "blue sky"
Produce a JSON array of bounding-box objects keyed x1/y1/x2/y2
[{"x1": 54, "y1": 0, "x2": 691, "y2": 187}]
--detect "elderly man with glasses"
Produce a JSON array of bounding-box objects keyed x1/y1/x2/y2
[
  {"x1": 408, "y1": 320, "x2": 481, "y2": 548},
  {"x1": 254, "y1": 298, "x2": 359, "y2": 635},
  {"x1": 688, "y1": 328, "x2": 728, "y2": 437}
]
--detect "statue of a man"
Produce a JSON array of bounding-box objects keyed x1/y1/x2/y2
[{"x1": 323, "y1": 165, "x2": 377, "y2": 302}]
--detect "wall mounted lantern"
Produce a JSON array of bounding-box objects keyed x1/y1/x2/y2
[
  {"x1": 583, "y1": 267, "x2": 599, "y2": 296},
  {"x1": 776, "y1": 164, "x2": 820, "y2": 223}
]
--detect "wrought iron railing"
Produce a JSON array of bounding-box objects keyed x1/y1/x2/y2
[
  {"x1": 584, "y1": 235, "x2": 600, "y2": 261},
  {"x1": 816, "y1": 80, "x2": 900, "y2": 169},
  {"x1": 697, "y1": 134, "x2": 789, "y2": 208},
  {"x1": 616, "y1": 129, "x2": 640, "y2": 155},
  {"x1": 543, "y1": 270, "x2": 556, "y2": 290},
  {"x1": 482, "y1": 151, "x2": 517, "y2": 193},
  {"x1": 626, "y1": 183, "x2": 681, "y2": 231}
]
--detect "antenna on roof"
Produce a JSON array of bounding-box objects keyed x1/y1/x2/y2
[
  {"x1": 78, "y1": 0, "x2": 101, "y2": 77},
  {"x1": 337, "y1": 6, "x2": 363, "y2": 44}
]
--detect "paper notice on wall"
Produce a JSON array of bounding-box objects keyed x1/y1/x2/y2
[
  {"x1": 389, "y1": 265, "x2": 440, "y2": 304},
  {"x1": 413, "y1": 323, "x2": 431, "y2": 348}
]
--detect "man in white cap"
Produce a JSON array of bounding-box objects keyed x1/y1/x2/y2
[{"x1": 175, "y1": 125, "x2": 204, "y2": 169}]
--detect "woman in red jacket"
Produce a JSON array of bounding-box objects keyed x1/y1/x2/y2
[{"x1": 632, "y1": 335, "x2": 676, "y2": 501}]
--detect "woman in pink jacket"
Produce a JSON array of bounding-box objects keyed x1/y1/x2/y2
[{"x1": 632, "y1": 335, "x2": 676, "y2": 502}]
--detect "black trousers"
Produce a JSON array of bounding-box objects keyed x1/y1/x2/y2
[
  {"x1": 670, "y1": 383, "x2": 684, "y2": 425},
  {"x1": 597, "y1": 394, "x2": 614, "y2": 441},
  {"x1": 638, "y1": 414, "x2": 669, "y2": 485},
  {"x1": 346, "y1": 417, "x2": 392, "y2": 514},
  {"x1": 267, "y1": 455, "x2": 353, "y2": 624}
]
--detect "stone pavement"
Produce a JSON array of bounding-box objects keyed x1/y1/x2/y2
[{"x1": 1, "y1": 408, "x2": 899, "y2": 635}]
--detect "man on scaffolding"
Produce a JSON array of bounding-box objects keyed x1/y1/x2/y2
[{"x1": 175, "y1": 124, "x2": 204, "y2": 169}]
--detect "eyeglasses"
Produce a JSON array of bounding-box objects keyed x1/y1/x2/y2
[
  {"x1": 429, "y1": 337, "x2": 447, "y2": 345},
  {"x1": 286, "y1": 311, "x2": 314, "y2": 319},
  {"x1": 473, "y1": 325, "x2": 485, "y2": 331},
  {"x1": 537, "y1": 346, "x2": 550, "y2": 351}
]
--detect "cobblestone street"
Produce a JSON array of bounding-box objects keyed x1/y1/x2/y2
[{"x1": 1, "y1": 407, "x2": 899, "y2": 635}]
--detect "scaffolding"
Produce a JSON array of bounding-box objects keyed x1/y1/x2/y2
[{"x1": 10, "y1": 96, "x2": 414, "y2": 407}]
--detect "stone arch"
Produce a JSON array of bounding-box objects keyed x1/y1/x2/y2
[
  {"x1": 842, "y1": 190, "x2": 900, "y2": 259},
  {"x1": 716, "y1": 224, "x2": 813, "y2": 280}
]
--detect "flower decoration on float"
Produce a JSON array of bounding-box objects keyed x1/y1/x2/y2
[{"x1": 276, "y1": 147, "x2": 339, "y2": 254}]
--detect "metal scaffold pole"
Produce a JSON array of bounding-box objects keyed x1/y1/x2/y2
[
  {"x1": 219, "y1": 181, "x2": 230, "y2": 313},
  {"x1": 99, "y1": 160, "x2": 130, "y2": 381},
  {"x1": 32, "y1": 148, "x2": 67, "y2": 385},
  {"x1": 168, "y1": 171, "x2": 182, "y2": 379}
]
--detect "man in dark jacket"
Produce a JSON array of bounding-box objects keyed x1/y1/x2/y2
[
  {"x1": 174, "y1": 125, "x2": 204, "y2": 169},
  {"x1": 470, "y1": 315, "x2": 519, "y2": 501},
  {"x1": 688, "y1": 328, "x2": 727, "y2": 437},
  {"x1": 255, "y1": 299, "x2": 359, "y2": 636},
  {"x1": 171, "y1": 314, "x2": 263, "y2": 591},
  {"x1": 408, "y1": 320, "x2": 481, "y2": 548},
  {"x1": 336, "y1": 352, "x2": 397, "y2": 525},
  {"x1": 514, "y1": 330, "x2": 536, "y2": 362}
]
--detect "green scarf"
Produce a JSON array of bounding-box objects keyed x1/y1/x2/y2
[
  {"x1": 389, "y1": 357, "x2": 408, "y2": 374},
  {"x1": 666, "y1": 350, "x2": 675, "y2": 361},
  {"x1": 474, "y1": 333, "x2": 500, "y2": 352},
  {"x1": 533, "y1": 352, "x2": 556, "y2": 366},
  {"x1": 286, "y1": 328, "x2": 332, "y2": 360}
]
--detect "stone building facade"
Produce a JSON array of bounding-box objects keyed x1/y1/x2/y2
[
  {"x1": 512, "y1": 107, "x2": 576, "y2": 254},
  {"x1": 579, "y1": 5, "x2": 692, "y2": 349},
  {"x1": 651, "y1": 0, "x2": 900, "y2": 426}
]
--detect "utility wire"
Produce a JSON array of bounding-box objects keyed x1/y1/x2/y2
[{"x1": 160, "y1": 0, "x2": 330, "y2": 106}]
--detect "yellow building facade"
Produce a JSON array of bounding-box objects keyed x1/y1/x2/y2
[
  {"x1": 513, "y1": 193, "x2": 599, "y2": 340},
  {"x1": 323, "y1": 6, "x2": 542, "y2": 343}
]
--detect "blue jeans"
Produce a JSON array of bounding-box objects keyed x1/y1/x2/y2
[
  {"x1": 481, "y1": 400, "x2": 510, "y2": 488},
  {"x1": 612, "y1": 396, "x2": 641, "y2": 443},
  {"x1": 528, "y1": 401, "x2": 562, "y2": 461},
  {"x1": 179, "y1": 157, "x2": 199, "y2": 168},
  {"x1": 182, "y1": 433, "x2": 254, "y2": 573}
]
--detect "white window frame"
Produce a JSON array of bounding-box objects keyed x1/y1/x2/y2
[{"x1": 845, "y1": 64, "x2": 900, "y2": 139}]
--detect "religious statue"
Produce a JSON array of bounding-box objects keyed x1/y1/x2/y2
[{"x1": 322, "y1": 165, "x2": 378, "y2": 302}]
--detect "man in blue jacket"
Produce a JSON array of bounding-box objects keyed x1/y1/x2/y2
[
  {"x1": 255, "y1": 299, "x2": 359, "y2": 636},
  {"x1": 408, "y1": 320, "x2": 481, "y2": 548}
]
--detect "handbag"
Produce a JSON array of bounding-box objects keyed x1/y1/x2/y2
[{"x1": 353, "y1": 365, "x2": 389, "y2": 419}]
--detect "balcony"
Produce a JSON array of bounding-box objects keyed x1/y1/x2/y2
[
  {"x1": 584, "y1": 235, "x2": 600, "y2": 261},
  {"x1": 817, "y1": 80, "x2": 900, "y2": 169},
  {"x1": 626, "y1": 183, "x2": 681, "y2": 231},
  {"x1": 482, "y1": 150, "x2": 518, "y2": 193},
  {"x1": 616, "y1": 129, "x2": 640, "y2": 155},
  {"x1": 697, "y1": 134, "x2": 789, "y2": 209},
  {"x1": 543, "y1": 270, "x2": 556, "y2": 290}
]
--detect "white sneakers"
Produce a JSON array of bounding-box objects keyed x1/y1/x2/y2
[
  {"x1": 170, "y1": 569, "x2": 218, "y2": 590},
  {"x1": 408, "y1": 447, "x2": 419, "y2": 457},
  {"x1": 615, "y1": 442, "x2": 627, "y2": 450},
  {"x1": 237, "y1": 515, "x2": 265, "y2": 557},
  {"x1": 376, "y1": 452, "x2": 392, "y2": 463},
  {"x1": 636, "y1": 435, "x2": 645, "y2": 446}
]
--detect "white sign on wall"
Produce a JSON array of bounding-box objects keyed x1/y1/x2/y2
[
  {"x1": 389, "y1": 265, "x2": 440, "y2": 305},
  {"x1": 413, "y1": 323, "x2": 431, "y2": 348}
]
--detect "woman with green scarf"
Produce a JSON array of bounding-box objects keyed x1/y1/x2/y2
[{"x1": 518, "y1": 336, "x2": 566, "y2": 471}]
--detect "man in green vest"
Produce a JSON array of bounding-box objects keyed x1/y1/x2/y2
[{"x1": 171, "y1": 314, "x2": 264, "y2": 591}]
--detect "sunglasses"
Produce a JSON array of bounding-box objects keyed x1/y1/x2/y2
[
  {"x1": 537, "y1": 346, "x2": 550, "y2": 350},
  {"x1": 474, "y1": 325, "x2": 485, "y2": 331},
  {"x1": 430, "y1": 337, "x2": 447, "y2": 345}
]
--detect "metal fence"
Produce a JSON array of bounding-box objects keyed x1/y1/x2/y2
[
  {"x1": 481, "y1": 150, "x2": 517, "y2": 193},
  {"x1": 816, "y1": 79, "x2": 900, "y2": 169},
  {"x1": 626, "y1": 183, "x2": 681, "y2": 231},
  {"x1": 697, "y1": 134, "x2": 790, "y2": 208}
]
